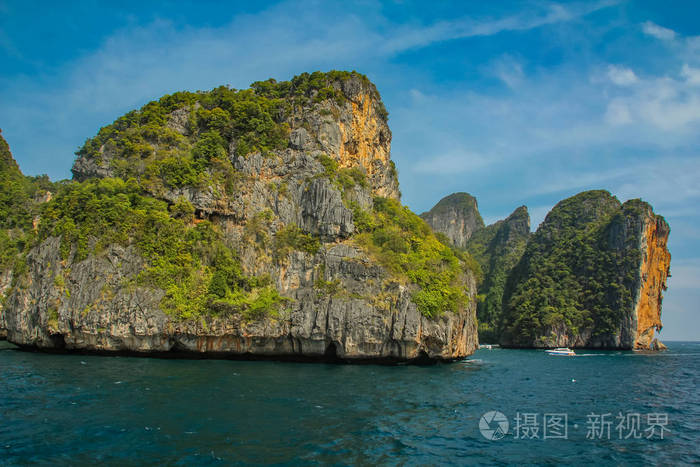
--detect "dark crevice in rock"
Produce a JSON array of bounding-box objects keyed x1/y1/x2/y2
[
  {"x1": 49, "y1": 333, "x2": 66, "y2": 349},
  {"x1": 323, "y1": 341, "x2": 341, "y2": 362},
  {"x1": 409, "y1": 350, "x2": 436, "y2": 366}
]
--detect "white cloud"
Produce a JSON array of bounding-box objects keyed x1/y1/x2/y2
[
  {"x1": 524, "y1": 166, "x2": 631, "y2": 197},
  {"x1": 605, "y1": 99, "x2": 632, "y2": 124},
  {"x1": 490, "y1": 55, "x2": 525, "y2": 88},
  {"x1": 412, "y1": 151, "x2": 493, "y2": 175},
  {"x1": 681, "y1": 64, "x2": 700, "y2": 85},
  {"x1": 636, "y1": 77, "x2": 700, "y2": 130},
  {"x1": 614, "y1": 156, "x2": 700, "y2": 206},
  {"x1": 607, "y1": 65, "x2": 638, "y2": 85},
  {"x1": 408, "y1": 88, "x2": 429, "y2": 102},
  {"x1": 515, "y1": 153, "x2": 700, "y2": 209},
  {"x1": 380, "y1": 1, "x2": 617, "y2": 54},
  {"x1": 598, "y1": 63, "x2": 700, "y2": 131},
  {"x1": 642, "y1": 21, "x2": 676, "y2": 41},
  {"x1": 396, "y1": 53, "x2": 700, "y2": 202}
]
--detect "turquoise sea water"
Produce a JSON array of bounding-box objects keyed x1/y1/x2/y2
[{"x1": 1, "y1": 341, "x2": 698, "y2": 466}]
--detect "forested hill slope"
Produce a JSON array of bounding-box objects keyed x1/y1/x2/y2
[
  {"x1": 500, "y1": 190, "x2": 670, "y2": 349},
  {"x1": 466, "y1": 206, "x2": 530, "y2": 343}
]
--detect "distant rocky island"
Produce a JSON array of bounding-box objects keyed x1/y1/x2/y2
[
  {"x1": 422, "y1": 190, "x2": 670, "y2": 350},
  {"x1": 0, "y1": 71, "x2": 670, "y2": 361}
]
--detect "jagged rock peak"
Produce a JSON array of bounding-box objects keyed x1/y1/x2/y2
[
  {"x1": 505, "y1": 205, "x2": 529, "y2": 227},
  {"x1": 471, "y1": 205, "x2": 530, "y2": 256},
  {"x1": 0, "y1": 129, "x2": 21, "y2": 174},
  {"x1": 420, "y1": 192, "x2": 485, "y2": 248},
  {"x1": 542, "y1": 190, "x2": 620, "y2": 232},
  {"x1": 491, "y1": 205, "x2": 530, "y2": 241}
]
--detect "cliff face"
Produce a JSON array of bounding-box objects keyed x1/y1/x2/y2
[
  {"x1": 420, "y1": 193, "x2": 533, "y2": 344},
  {"x1": 618, "y1": 202, "x2": 670, "y2": 349},
  {"x1": 0, "y1": 130, "x2": 54, "y2": 340},
  {"x1": 500, "y1": 191, "x2": 670, "y2": 349},
  {"x1": 420, "y1": 193, "x2": 484, "y2": 249},
  {"x1": 3, "y1": 238, "x2": 476, "y2": 360},
  {"x1": 1, "y1": 72, "x2": 477, "y2": 362},
  {"x1": 466, "y1": 206, "x2": 530, "y2": 343}
]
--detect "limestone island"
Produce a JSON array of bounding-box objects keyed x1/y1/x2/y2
[{"x1": 0, "y1": 71, "x2": 670, "y2": 362}]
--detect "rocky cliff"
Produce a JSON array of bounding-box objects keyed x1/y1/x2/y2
[
  {"x1": 500, "y1": 191, "x2": 670, "y2": 349},
  {"x1": 466, "y1": 206, "x2": 530, "y2": 343},
  {"x1": 0, "y1": 72, "x2": 478, "y2": 362},
  {"x1": 0, "y1": 129, "x2": 54, "y2": 339},
  {"x1": 420, "y1": 193, "x2": 484, "y2": 249},
  {"x1": 615, "y1": 200, "x2": 670, "y2": 350},
  {"x1": 421, "y1": 195, "x2": 531, "y2": 344}
]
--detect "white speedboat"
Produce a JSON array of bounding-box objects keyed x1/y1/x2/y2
[{"x1": 545, "y1": 347, "x2": 576, "y2": 356}]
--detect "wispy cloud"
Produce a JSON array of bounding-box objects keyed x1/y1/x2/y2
[
  {"x1": 642, "y1": 21, "x2": 676, "y2": 41},
  {"x1": 681, "y1": 64, "x2": 700, "y2": 85},
  {"x1": 489, "y1": 54, "x2": 525, "y2": 88},
  {"x1": 607, "y1": 65, "x2": 638, "y2": 86},
  {"x1": 380, "y1": 1, "x2": 614, "y2": 54},
  {"x1": 602, "y1": 69, "x2": 700, "y2": 131},
  {"x1": 412, "y1": 151, "x2": 494, "y2": 175},
  {"x1": 604, "y1": 98, "x2": 632, "y2": 124},
  {"x1": 522, "y1": 155, "x2": 700, "y2": 209}
]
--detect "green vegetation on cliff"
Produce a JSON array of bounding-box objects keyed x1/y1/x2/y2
[
  {"x1": 252, "y1": 70, "x2": 388, "y2": 120},
  {"x1": 353, "y1": 197, "x2": 477, "y2": 318},
  {"x1": 500, "y1": 190, "x2": 644, "y2": 346},
  {"x1": 74, "y1": 84, "x2": 289, "y2": 193},
  {"x1": 74, "y1": 71, "x2": 385, "y2": 192},
  {"x1": 39, "y1": 177, "x2": 287, "y2": 320},
  {"x1": 0, "y1": 131, "x2": 53, "y2": 270},
  {"x1": 466, "y1": 206, "x2": 529, "y2": 343},
  {"x1": 316, "y1": 154, "x2": 369, "y2": 192}
]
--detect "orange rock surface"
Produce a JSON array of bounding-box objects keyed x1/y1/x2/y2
[
  {"x1": 334, "y1": 92, "x2": 398, "y2": 199},
  {"x1": 634, "y1": 214, "x2": 671, "y2": 349}
]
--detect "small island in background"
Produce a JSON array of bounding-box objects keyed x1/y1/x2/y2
[
  {"x1": 421, "y1": 190, "x2": 670, "y2": 350},
  {"x1": 0, "y1": 71, "x2": 670, "y2": 362}
]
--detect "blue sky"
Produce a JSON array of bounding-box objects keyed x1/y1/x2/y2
[{"x1": 1, "y1": 0, "x2": 698, "y2": 340}]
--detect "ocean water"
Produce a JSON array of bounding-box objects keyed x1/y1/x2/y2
[{"x1": 1, "y1": 341, "x2": 698, "y2": 466}]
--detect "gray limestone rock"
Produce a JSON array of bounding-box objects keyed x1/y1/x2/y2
[
  {"x1": 421, "y1": 193, "x2": 485, "y2": 249},
  {"x1": 2, "y1": 73, "x2": 476, "y2": 362}
]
